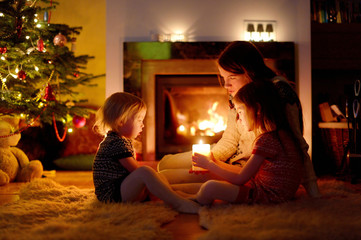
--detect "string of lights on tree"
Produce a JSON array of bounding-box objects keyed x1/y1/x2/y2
[{"x1": 0, "y1": 0, "x2": 102, "y2": 141}]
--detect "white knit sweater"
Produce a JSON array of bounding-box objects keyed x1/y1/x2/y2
[{"x1": 211, "y1": 107, "x2": 255, "y2": 164}]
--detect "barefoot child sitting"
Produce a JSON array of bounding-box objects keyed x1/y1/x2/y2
[
  {"x1": 92, "y1": 92, "x2": 199, "y2": 214},
  {"x1": 192, "y1": 81, "x2": 303, "y2": 205}
]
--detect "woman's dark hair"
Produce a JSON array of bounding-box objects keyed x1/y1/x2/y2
[
  {"x1": 217, "y1": 41, "x2": 276, "y2": 82},
  {"x1": 218, "y1": 41, "x2": 304, "y2": 134}
]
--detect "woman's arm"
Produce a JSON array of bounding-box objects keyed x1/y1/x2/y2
[
  {"x1": 211, "y1": 109, "x2": 240, "y2": 161},
  {"x1": 273, "y1": 77, "x2": 310, "y2": 156},
  {"x1": 212, "y1": 109, "x2": 255, "y2": 163},
  {"x1": 119, "y1": 157, "x2": 139, "y2": 172},
  {"x1": 192, "y1": 152, "x2": 264, "y2": 185}
]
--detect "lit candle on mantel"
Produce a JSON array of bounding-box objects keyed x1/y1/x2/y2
[
  {"x1": 192, "y1": 140, "x2": 210, "y2": 171},
  {"x1": 177, "y1": 124, "x2": 187, "y2": 136}
]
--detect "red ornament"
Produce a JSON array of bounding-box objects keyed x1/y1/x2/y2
[
  {"x1": 73, "y1": 72, "x2": 79, "y2": 78},
  {"x1": 16, "y1": 17, "x2": 23, "y2": 38},
  {"x1": 44, "y1": 84, "x2": 56, "y2": 101},
  {"x1": 17, "y1": 70, "x2": 26, "y2": 80},
  {"x1": 53, "y1": 33, "x2": 67, "y2": 47},
  {"x1": 0, "y1": 47, "x2": 7, "y2": 54},
  {"x1": 37, "y1": 38, "x2": 44, "y2": 51},
  {"x1": 72, "y1": 115, "x2": 86, "y2": 128}
]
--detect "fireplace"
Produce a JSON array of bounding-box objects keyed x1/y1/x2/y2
[
  {"x1": 155, "y1": 74, "x2": 228, "y2": 159},
  {"x1": 140, "y1": 59, "x2": 222, "y2": 161},
  {"x1": 124, "y1": 42, "x2": 295, "y2": 161}
]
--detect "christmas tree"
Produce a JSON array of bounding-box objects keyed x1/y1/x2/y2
[{"x1": 0, "y1": 0, "x2": 101, "y2": 138}]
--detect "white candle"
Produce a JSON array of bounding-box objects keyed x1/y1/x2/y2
[{"x1": 192, "y1": 140, "x2": 210, "y2": 171}]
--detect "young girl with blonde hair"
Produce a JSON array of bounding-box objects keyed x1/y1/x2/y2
[{"x1": 92, "y1": 92, "x2": 199, "y2": 213}]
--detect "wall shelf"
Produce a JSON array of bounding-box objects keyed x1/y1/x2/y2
[
  {"x1": 311, "y1": 20, "x2": 361, "y2": 174},
  {"x1": 311, "y1": 23, "x2": 361, "y2": 70}
]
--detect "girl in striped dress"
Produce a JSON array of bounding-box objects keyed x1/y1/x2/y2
[
  {"x1": 158, "y1": 41, "x2": 321, "y2": 199},
  {"x1": 192, "y1": 81, "x2": 303, "y2": 204}
]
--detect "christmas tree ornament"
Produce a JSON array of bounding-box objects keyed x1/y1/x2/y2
[
  {"x1": 53, "y1": 33, "x2": 67, "y2": 47},
  {"x1": 26, "y1": 47, "x2": 35, "y2": 54},
  {"x1": 72, "y1": 115, "x2": 86, "y2": 128},
  {"x1": 15, "y1": 17, "x2": 23, "y2": 38},
  {"x1": 17, "y1": 70, "x2": 26, "y2": 80},
  {"x1": 47, "y1": 0, "x2": 53, "y2": 23},
  {"x1": 37, "y1": 38, "x2": 44, "y2": 51},
  {"x1": 0, "y1": 47, "x2": 7, "y2": 54},
  {"x1": 43, "y1": 11, "x2": 48, "y2": 22},
  {"x1": 53, "y1": 113, "x2": 67, "y2": 142},
  {"x1": 44, "y1": 84, "x2": 56, "y2": 101},
  {"x1": 71, "y1": 37, "x2": 77, "y2": 52}
]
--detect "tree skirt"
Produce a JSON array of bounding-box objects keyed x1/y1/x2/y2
[
  {"x1": 0, "y1": 179, "x2": 177, "y2": 240},
  {"x1": 198, "y1": 179, "x2": 361, "y2": 240}
]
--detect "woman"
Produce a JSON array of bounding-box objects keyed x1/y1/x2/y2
[{"x1": 158, "y1": 41, "x2": 320, "y2": 198}]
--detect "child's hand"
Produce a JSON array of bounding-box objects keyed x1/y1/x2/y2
[{"x1": 192, "y1": 152, "x2": 212, "y2": 169}]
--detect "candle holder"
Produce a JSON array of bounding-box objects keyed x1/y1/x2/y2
[{"x1": 244, "y1": 20, "x2": 276, "y2": 42}]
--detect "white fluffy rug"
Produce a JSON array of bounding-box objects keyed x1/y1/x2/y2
[
  {"x1": 198, "y1": 179, "x2": 361, "y2": 240},
  {"x1": 0, "y1": 178, "x2": 177, "y2": 240}
]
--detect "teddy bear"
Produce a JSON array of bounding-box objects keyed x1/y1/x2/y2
[{"x1": 0, "y1": 117, "x2": 43, "y2": 186}]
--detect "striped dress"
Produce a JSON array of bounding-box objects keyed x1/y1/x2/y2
[
  {"x1": 93, "y1": 131, "x2": 134, "y2": 203},
  {"x1": 212, "y1": 76, "x2": 307, "y2": 164},
  {"x1": 246, "y1": 130, "x2": 303, "y2": 204}
]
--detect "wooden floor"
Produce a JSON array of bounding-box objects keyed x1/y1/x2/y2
[{"x1": 0, "y1": 169, "x2": 207, "y2": 240}]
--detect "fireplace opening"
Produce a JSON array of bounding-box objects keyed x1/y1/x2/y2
[{"x1": 155, "y1": 74, "x2": 228, "y2": 159}]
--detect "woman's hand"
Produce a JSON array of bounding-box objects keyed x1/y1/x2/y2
[{"x1": 192, "y1": 152, "x2": 213, "y2": 169}]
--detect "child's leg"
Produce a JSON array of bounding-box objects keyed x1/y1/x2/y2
[
  {"x1": 196, "y1": 180, "x2": 241, "y2": 205},
  {"x1": 157, "y1": 151, "x2": 192, "y2": 171},
  {"x1": 121, "y1": 165, "x2": 200, "y2": 214},
  {"x1": 171, "y1": 183, "x2": 203, "y2": 194},
  {"x1": 159, "y1": 169, "x2": 211, "y2": 184},
  {"x1": 157, "y1": 150, "x2": 219, "y2": 191}
]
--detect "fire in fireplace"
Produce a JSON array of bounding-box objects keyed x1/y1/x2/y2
[{"x1": 155, "y1": 74, "x2": 228, "y2": 159}]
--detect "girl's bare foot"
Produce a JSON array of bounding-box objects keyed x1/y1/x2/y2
[{"x1": 174, "y1": 199, "x2": 200, "y2": 214}]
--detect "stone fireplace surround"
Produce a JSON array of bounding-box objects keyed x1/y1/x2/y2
[{"x1": 124, "y1": 42, "x2": 295, "y2": 161}]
